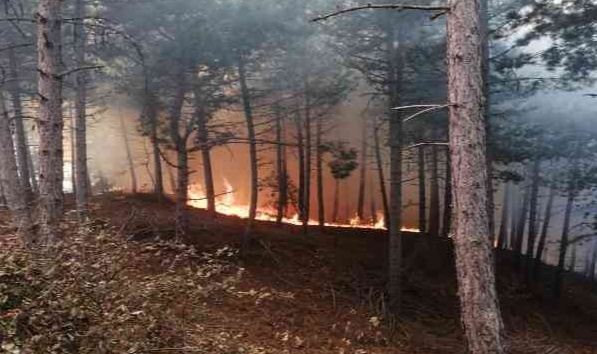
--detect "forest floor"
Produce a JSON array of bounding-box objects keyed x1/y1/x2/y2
[{"x1": 1, "y1": 192, "x2": 597, "y2": 353}]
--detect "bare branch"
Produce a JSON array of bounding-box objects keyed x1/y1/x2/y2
[
  {"x1": 392, "y1": 104, "x2": 447, "y2": 111},
  {"x1": 404, "y1": 142, "x2": 448, "y2": 150},
  {"x1": 403, "y1": 104, "x2": 448, "y2": 123},
  {"x1": 58, "y1": 65, "x2": 103, "y2": 78},
  {"x1": 311, "y1": 3, "x2": 449, "y2": 22}
]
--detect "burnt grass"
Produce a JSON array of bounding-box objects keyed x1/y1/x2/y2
[{"x1": 54, "y1": 193, "x2": 597, "y2": 352}]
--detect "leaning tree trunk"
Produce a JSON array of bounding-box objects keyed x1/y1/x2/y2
[
  {"x1": 0, "y1": 92, "x2": 34, "y2": 244},
  {"x1": 119, "y1": 112, "x2": 138, "y2": 194},
  {"x1": 373, "y1": 125, "x2": 390, "y2": 229},
  {"x1": 386, "y1": 21, "x2": 404, "y2": 310},
  {"x1": 535, "y1": 182, "x2": 556, "y2": 279},
  {"x1": 497, "y1": 182, "x2": 511, "y2": 250},
  {"x1": 357, "y1": 117, "x2": 368, "y2": 222},
  {"x1": 74, "y1": 0, "x2": 89, "y2": 220},
  {"x1": 7, "y1": 46, "x2": 33, "y2": 202},
  {"x1": 196, "y1": 103, "x2": 215, "y2": 216},
  {"x1": 446, "y1": 0, "x2": 506, "y2": 351},
  {"x1": 442, "y1": 149, "x2": 452, "y2": 237},
  {"x1": 525, "y1": 160, "x2": 541, "y2": 281},
  {"x1": 238, "y1": 55, "x2": 258, "y2": 246},
  {"x1": 417, "y1": 146, "x2": 427, "y2": 233},
  {"x1": 316, "y1": 114, "x2": 325, "y2": 229},
  {"x1": 37, "y1": 0, "x2": 64, "y2": 243},
  {"x1": 429, "y1": 145, "x2": 440, "y2": 236}
]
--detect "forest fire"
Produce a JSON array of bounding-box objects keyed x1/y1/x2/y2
[{"x1": 187, "y1": 179, "x2": 419, "y2": 232}]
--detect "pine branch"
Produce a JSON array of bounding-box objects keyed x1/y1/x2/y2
[{"x1": 311, "y1": 3, "x2": 449, "y2": 22}]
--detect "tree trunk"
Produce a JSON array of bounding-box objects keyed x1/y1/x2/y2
[
  {"x1": 119, "y1": 111, "x2": 138, "y2": 194},
  {"x1": 554, "y1": 162, "x2": 577, "y2": 298},
  {"x1": 238, "y1": 55, "x2": 258, "y2": 246},
  {"x1": 446, "y1": 0, "x2": 506, "y2": 351},
  {"x1": 497, "y1": 182, "x2": 511, "y2": 250},
  {"x1": 7, "y1": 46, "x2": 33, "y2": 202},
  {"x1": 148, "y1": 101, "x2": 164, "y2": 199},
  {"x1": 357, "y1": 117, "x2": 368, "y2": 222},
  {"x1": 0, "y1": 92, "x2": 35, "y2": 244},
  {"x1": 316, "y1": 114, "x2": 325, "y2": 229},
  {"x1": 170, "y1": 77, "x2": 187, "y2": 236},
  {"x1": 373, "y1": 125, "x2": 389, "y2": 229},
  {"x1": 27, "y1": 143, "x2": 38, "y2": 194},
  {"x1": 303, "y1": 83, "x2": 312, "y2": 234},
  {"x1": 533, "y1": 182, "x2": 555, "y2": 278},
  {"x1": 74, "y1": 0, "x2": 89, "y2": 220},
  {"x1": 37, "y1": 0, "x2": 64, "y2": 243},
  {"x1": 568, "y1": 245, "x2": 577, "y2": 273},
  {"x1": 589, "y1": 239, "x2": 597, "y2": 284},
  {"x1": 514, "y1": 178, "x2": 530, "y2": 266},
  {"x1": 70, "y1": 108, "x2": 77, "y2": 197},
  {"x1": 429, "y1": 145, "x2": 440, "y2": 236},
  {"x1": 332, "y1": 178, "x2": 340, "y2": 222},
  {"x1": 525, "y1": 160, "x2": 541, "y2": 281},
  {"x1": 275, "y1": 107, "x2": 286, "y2": 225},
  {"x1": 417, "y1": 146, "x2": 427, "y2": 234},
  {"x1": 386, "y1": 21, "x2": 403, "y2": 310},
  {"x1": 296, "y1": 111, "x2": 305, "y2": 222},
  {"x1": 442, "y1": 150, "x2": 452, "y2": 237},
  {"x1": 196, "y1": 104, "x2": 215, "y2": 216}
]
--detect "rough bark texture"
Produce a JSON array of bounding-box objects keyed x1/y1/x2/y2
[
  {"x1": 0, "y1": 92, "x2": 34, "y2": 244},
  {"x1": 374, "y1": 125, "x2": 390, "y2": 229},
  {"x1": 196, "y1": 103, "x2": 215, "y2": 216},
  {"x1": 74, "y1": 0, "x2": 89, "y2": 220},
  {"x1": 148, "y1": 99, "x2": 164, "y2": 198},
  {"x1": 357, "y1": 117, "x2": 368, "y2": 222},
  {"x1": 7, "y1": 46, "x2": 34, "y2": 201},
  {"x1": 429, "y1": 145, "x2": 440, "y2": 236},
  {"x1": 37, "y1": 0, "x2": 64, "y2": 243},
  {"x1": 238, "y1": 56, "x2": 258, "y2": 245},
  {"x1": 417, "y1": 146, "x2": 427, "y2": 233},
  {"x1": 386, "y1": 21, "x2": 403, "y2": 310},
  {"x1": 446, "y1": 0, "x2": 506, "y2": 351},
  {"x1": 442, "y1": 150, "x2": 453, "y2": 238},
  {"x1": 170, "y1": 78, "x2": 188, "y2": 236},
  {"x1": 119, "y1": 112, "x2": 138, "y2": 194}
]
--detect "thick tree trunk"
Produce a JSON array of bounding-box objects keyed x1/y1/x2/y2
[
  {"x1": 525, "y1": 160, "x2": 541, "y2": 281},
  {"x1": 170, "y1": 78, "x2": 187, "y2": 236},
  {"x1": 429, "y1": 145, "x2": 440, "y2": 236},
  {"x1": 442, "y1": 150, "x2": 452, "y2": 237},
  {"x1": 7, "y1": 46, "x2": 33, "y2": 201},
  {"x1": 316, "y1": 115, "x2": 325, "y2": 229},
  {"x1": 148, "y1": 101, "x2": 164, "y2": 198},
  {"x1": 417, "y1": 146, "x2": 427, "y2": 234},
  {"x1": 196, "y1": 105, "x2": 215, "y2": 216},
  {"x1": 303, "y1": 85, "x2": 312, "y2": 234},
  {"x1": 357, "y1": 117, "x2": 368, "y2": 222},
  {"x1": 37, "y1": 0, "x2": 64, "y2": 243},
  {"x1": 555, "y1": 171, "x2": 576, "y2": 298},
  {"x1": 238, "y1": 56, "x2": 258, "y2": 246},
  {"x1": 446, "y1": 0, "x2": 506, "y2": 351},
  {"x1": 74, "y1": 0, "x2": 89, "y2": 220},
  {"x1": 0, "y1": 93, "x2": 34, "y2": 244},
  {"x1": 386, "y1": 22, "x2": 403, "y2": 310},
  {"x1": 119, "y1": 112, "x2": 138, "y2": 194},
  {"x1": 497, "y1": 182, "x2": 511, "y2": 250},
  {"x1": 373, "y1": 125, "x2": 390, "y2": 228}
]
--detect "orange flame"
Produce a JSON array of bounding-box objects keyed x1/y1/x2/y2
[{"x1": 187, "y1": 179, "x2": 420, "y2": 232}]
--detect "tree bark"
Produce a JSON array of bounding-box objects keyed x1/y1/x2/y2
[
  {"x1": 588, "y1": 239, "x2": 597, "y2": 284},
  {"x1": 357, "y1": 117, "x2": 368, "y2": 222},
  {"x1": 497, "y1": 182, "x2": 511, "y2": 250},
  {"x1": 74, "y1": 0, "x2": 89, "y2": 220},
  {"x1": 373, "y1": 124, "x2": 389, "y2": 229},
  {"x1": 429, "y1": 145, "x2": 440, "y2": 236},
  {"x1": 303, "y1": 82, "x2": 312, "y2": 234},
  {"x1": 275, "y1": 107, "x2": 287, "y2": 226},
  {"x1": 442, "y1": 150, "x2": 452, "y2": 238},
  {"x1": 417, "y1": 146, "x2": 427, "y2": 234},
  {"x1": 296, "y1": 110, "x2": 305, "y2": 222},
  {"x1": 332, "y1": 178, "x2": 340, "y2": 222},
  {"x1": 148, "y1": 99, "x2": 164, "y2": 199},
  {"x1": 514, "y1": 177, "x2": 530, "y2": 266},
  {"x1": 196, "y1": 102, "x2": 215, "y2": 216},
  {"x1": 37, "y1": 0, "x2": 64, "y2": 243},
  {"x1": 0, "y1": 92, "x2": 35, "y2": 244},
  {"x1": 446, "y1": 0, "x2": 506, "y2": 351},
  {"x1": 534, "y1": 182, "x2": 556, "y2": 278},
  {"x1": 238, "y1": 55, "x2": 258, "y2": 246},
  {"x1": 119, "y1": 111, "x2": 138, "y2": 194},
  {"x1": 525, "y1": 160, "x2": 541, "y2": 281},
  {"x1": 316, "y1": 113, "x2": 325, "y2": 229},
  {"x1": 170, "y1": 77, "x2": 188, "y2": 236},
  {"x1": 554, "y1": 161, "x2": 578, "y2": 298},
  {"x1": 7, "y1": 46, "x2": 33, "y2": 202}
]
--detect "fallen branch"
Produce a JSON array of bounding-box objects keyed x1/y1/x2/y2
[{"x1": 312, "y1": 3, "x2": 449, "y2": 22}]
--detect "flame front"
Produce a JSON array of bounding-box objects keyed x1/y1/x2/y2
[{"x1": 187, "y1": 179, "x2": 420, "y2": 232}]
